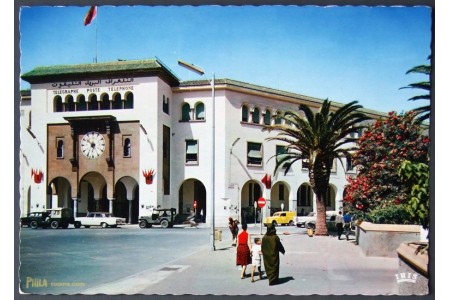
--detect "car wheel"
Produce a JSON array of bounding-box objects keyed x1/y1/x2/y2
[
  {"x1": 160, "y1": 219, "x2": 169, "y2": 228},
  {"x1": 289, "y1": 220, "x2": 294, "y2": 226},
  {"x1": 50, "y1": 220, "x2": 59, "y2": 229},
  {"x1": 30, "y1": 221, "x2": 38, "y2": 229},
  {"x1": 101, "y1": 222, "x2": 108, "y2": 228},
  {"x1": 74, "y1": 222, "x2": 81, "y2": 228},
  {"x1": 139, "y1": 220, "x2": 148, "y2": 229}
]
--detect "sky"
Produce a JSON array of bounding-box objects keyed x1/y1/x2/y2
[{"x1": 19, "y1": 4, "x2": 432, "y2": 114}]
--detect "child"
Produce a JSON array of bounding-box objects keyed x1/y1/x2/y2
[{"x1": 251, "y1": 237, "x2": 263, "y2": 282}]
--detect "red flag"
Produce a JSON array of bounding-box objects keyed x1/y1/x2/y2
[
  {"x1": 261, "y1": 174, "x2": 271, "y2": 189},
  {"x1": 84, "y1": 6, "x2": 97, "y2": 26}
]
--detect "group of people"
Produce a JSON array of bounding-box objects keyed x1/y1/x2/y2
[
  {"x1": 229, "y1": 218, "x2": 285, "y2": 286},
  {"x1": 335, "y1": 211, "x2": 352, "y2": 240}
]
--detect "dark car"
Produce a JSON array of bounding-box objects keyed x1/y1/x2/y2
[{"x1": 20, "y1": 211, "x2": 50, "y2": 229}]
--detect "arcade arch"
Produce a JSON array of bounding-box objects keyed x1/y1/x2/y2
[{"x1": 178, "y1": 179, "x2": 207, "y2": 221}]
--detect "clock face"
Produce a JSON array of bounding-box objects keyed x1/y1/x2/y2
[{"x1": 80, "y1": 131, "x2": 106, "y2": 159}]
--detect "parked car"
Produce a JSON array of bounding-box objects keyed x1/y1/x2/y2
[
  {"x1": 20, "y1": 211, "x2": 51, "y2": 229},
  {"x1": 263, "y1": 211, "x2": 296, "y2": 226},
  {"x1": 74, "y1": 212, "x2": 126, "y2": 228},
  {"x1": 296, "y1": 210, "x2": 339, "y2": 228},
  {"x1": 139, "y1": 208, "x2": 177, "y2": 229},
  {"x1": 20, "y1": 207, "x2": 75, "y2": 229},
  {"x1": 305, "y1": 214, "x2": 337, "y2": 232}
]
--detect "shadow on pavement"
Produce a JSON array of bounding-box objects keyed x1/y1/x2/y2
[{"x1": 276, "y1": 276, "x2": 295, "y2": 285}]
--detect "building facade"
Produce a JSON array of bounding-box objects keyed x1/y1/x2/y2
[{"x1": 20, "y1": 58, "x2": 383, "y2": 227}]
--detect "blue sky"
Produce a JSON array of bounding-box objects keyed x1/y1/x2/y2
[{"x1": 20, "y1": 5, "x2": 431, "y2": 113}]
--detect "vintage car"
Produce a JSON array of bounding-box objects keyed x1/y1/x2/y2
[
  {"x1": 263, "y1": 211, "x2": 296, "y2": 226},
  {"x1": 20, "y1": 208, "x2": 75, "y2": 229},
  {"x1": 295, "y1": 210, "x2": 339, "y2": 228},
  {"x1": 20, "y1": 211, "x2": 51, "y2": 229},
  {"x1": 74, "y1": 212, "x2": 127, "y2": 228},
  {"x1": 139, "y1": 208, "x2": 177, "y2": 229}
]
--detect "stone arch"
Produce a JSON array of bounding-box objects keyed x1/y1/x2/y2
[
  {"x1": 297, "y1": 182, "x2": 313, "y2": 215},
  {"x1": 47, "y1": 177, "x2": 73, "y2": 210},
  {"x1": 241, "y1": 180, "x2": 262, "y2": 223},
  {"x1": 270, "y1": 181, "x2": 291, "y2": 212},
  {"x1": 114, "y1": 176, "x2": 139, "y2": 223},
  {"x1": 79, "y1": 172, "x2": 108, "y2": 214},
  {"x1": 178, "y1": 178, "x2": 206, "y2": 221}
]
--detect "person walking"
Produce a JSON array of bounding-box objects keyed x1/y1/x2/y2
[
  {"x1": 251, "y1": 237, "x2": 263, "y2": 282},
  {"x1": 343, "y1": 211, "x2": 352, "y2": 240},
  {"x1": 228, "y1": 217, "x2": 239, "y2": 246},
  {"x1": 236, "y1": 223, "x2": 252, "y2": 279},
  {"x1": 335, "y1": 211, "x2": 344, "y2": 240},
  {"x1": 261, "y1": 221, "x2": 285, "y2": 286}
]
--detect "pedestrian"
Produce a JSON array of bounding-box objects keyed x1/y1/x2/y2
[
  {"x1": 261, "y1": 221, "x2": 285, "y2": 286},
  {"x1": 335, "y1": 211, "x2": 344, "y2": 239},
  {"x1": 228, "y1": 217, "x2": 239, "y2": 246},
  {"x1": 343, "y1": 211, "x2": 352, "y2": 240},
  {"x1": 251, "y1": 237, "x2": 263, "y2": 282},
  {"x1": 236, "y1": 223, "x2": 252, "y2": 279}
]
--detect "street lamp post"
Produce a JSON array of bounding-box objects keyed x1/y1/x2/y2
[
  {"x1": 254, "y1": 200, "x2": 257, "y2": 226},
  {"x1": 178, "y1": 60, "x2": 216, "y2": 251}
]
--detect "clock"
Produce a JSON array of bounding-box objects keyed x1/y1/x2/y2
[{"x1": 80, "y1": 131, "x2": 106, "y2": 159}]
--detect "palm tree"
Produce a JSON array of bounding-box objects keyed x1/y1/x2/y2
[
  {"x1": 263, "y1": 100, "x2": 370, "y2": 235},
  {"x1": 400, "y1": 56, "x2": 431, "y2": 123}
]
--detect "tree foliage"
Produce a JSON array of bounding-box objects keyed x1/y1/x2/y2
[
  {"x1": 344, "y1": 111, "x2": 429, "y2": 221},
  {"x1": 400, "y1": 56, "x2": 431, "y2": 123},
  {"x1": 398, "y1": 160, "x2": 430, "y2": 230},
  {"x1": 263, "y1": 100, "x2": 370, "y2": 235}
]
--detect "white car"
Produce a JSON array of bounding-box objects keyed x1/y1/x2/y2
[
  {"x1": 74, "y1": 212, "x2": 126, "y2": 228},
  {"x1": 295, "y1": 211, "x2": 339, "y2": 227}
]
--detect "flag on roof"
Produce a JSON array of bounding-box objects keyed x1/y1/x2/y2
[{"x1": 84, "y1": 6, "x2": 97, "y2": 26}]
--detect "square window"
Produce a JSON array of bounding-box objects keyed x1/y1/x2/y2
[
  {"x1": 186, "y1": 140, "x2": 198, "y2": 164},
  {"x1": 247, "y1": 142, "x2": 262, "y2": 166}
]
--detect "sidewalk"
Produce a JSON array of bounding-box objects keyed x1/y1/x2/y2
[{"x1": 84, "y1": 225, "x2": 400, "y2": 296}]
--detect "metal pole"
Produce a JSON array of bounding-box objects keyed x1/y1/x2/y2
[
  {"x1": 254, "y1": 201, "x2": 257, "y2": 226},
  {"x1": 211, "y1": 73, "x2": 216, "y2": 251}
]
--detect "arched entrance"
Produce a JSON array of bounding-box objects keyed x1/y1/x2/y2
[
  {"x1": 47, "y1": 177, "x2": 73, "y2": 210},
  {"x1": 114, "y1": 176, "x2": 139, "y2": 224},
  {"x1": 79, "y1": 172, "x2": 108, "y2": 215},
  {"x1": 297, "y1": 183, "x2": 313, "y2": 215},
  {"x1": 325, "y1": 184, "x2": 337, "y2": 211},
  {"x1": 178, "y1": 179, "x2": 207, "y2": 221},
  {"x1": 270, "y1": 181, "x2": 290, "y2": 214},
  {"x1": 241, "y1": 180, "x2": 262, "y2": 223}
]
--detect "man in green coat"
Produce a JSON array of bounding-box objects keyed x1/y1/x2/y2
[{"x1": 261, "y1": 221, "x2": 285, "y2": 285}]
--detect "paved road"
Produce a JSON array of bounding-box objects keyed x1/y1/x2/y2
[{"x1": 19, "y1": 223, "x2": 401, "y2": 296}]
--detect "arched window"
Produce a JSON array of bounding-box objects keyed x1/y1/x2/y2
[
  {"x1": 123, "y1": 138, "x2": 131, "y2": 157},
  {"x1": 54, "y1": 96, "x2": 63, "y2": 112},
  {"x1": 181, "y1": 103, "x2": 191, "y2": 121},
  {"x1": 56, "y1": 139, "x2": 64, "y2": 158},
  {"x1": 66, "y1": 95, "x2": 75, "y2": 112},
  {"x1": 163, "y1": 95, "x2": 169, "y2": 114},
  {"x1": 89, "y1": 94, "x2": 99, "y2": 111},
  {"x1": 123, "y1": 92, "x2": 133, "y2": 109},
  {"x1": 112, "y1": 93, "x2": 122, "y2": 109},
  {"x1": 77, "y1": 95, "x2": 87, "y2": 111},
  {"x1": 241, "y1": 105, "x2": 249, "y2": 122},
  {"x1": 100, "y1": 94, "x2": 110, "y2": 110},
  {"x1": 252, "y1": 107, "x2": 260, "y2": 124},
  {"x1": 195, "y1": 102, "x2": 205, "y2": 120},
  {"x1": 264, "y1": 109, "x2": 271, "y2": 125},
  {"x1": 274, "y1": 111, "x2": 283, "y2": 124}
]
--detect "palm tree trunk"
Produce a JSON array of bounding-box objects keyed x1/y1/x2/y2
[{"x1": 314, "y1": 195, "x2": 328, "y2": 236}]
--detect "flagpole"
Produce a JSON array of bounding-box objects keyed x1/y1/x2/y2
[{"x1": 95, "y1": 7, "x2": 98, "y2": 63}]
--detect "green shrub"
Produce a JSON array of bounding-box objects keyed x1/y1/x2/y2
[{"x1": 365, "y1": 204, "x2": 413, "y2": 224}]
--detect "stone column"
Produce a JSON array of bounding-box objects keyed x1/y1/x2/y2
[
  {"x1": 128, "y1": 199, "x2": 133, "y2": 224},
  {"x1": 72, "y1": 197, "x2": 78, "y2": 217},
  {"x1": 109, "y1": 199, "x2": 114, "y2": 214}
]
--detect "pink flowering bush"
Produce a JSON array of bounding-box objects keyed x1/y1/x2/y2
[{"x1": 344, "y1": 111, "x2": 429, "y2": 223}]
